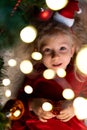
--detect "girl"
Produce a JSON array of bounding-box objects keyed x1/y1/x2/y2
[{"x1": 10, "y1": 20, "x2": 87, "y2": 130}]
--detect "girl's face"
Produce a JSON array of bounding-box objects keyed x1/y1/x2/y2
[{"x1": 41, "y1": 34, "x2": 75, "y2": 71}]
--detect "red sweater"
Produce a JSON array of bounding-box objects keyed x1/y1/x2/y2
[{"x1": 10, "y1": 64, "x2": 87, "y2": 130}]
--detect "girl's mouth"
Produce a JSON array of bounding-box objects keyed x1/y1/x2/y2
[{"x1": 52, "y1": 63, "x2": 62, "y2": 67}]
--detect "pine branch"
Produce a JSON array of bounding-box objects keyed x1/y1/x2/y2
[{"x1": 0, "y1": 57, "x2": 5, "y2": 87}]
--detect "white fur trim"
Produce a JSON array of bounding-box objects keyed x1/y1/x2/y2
[{"x1": 53, "y1": 12, "x2": 75, "y2": 27}]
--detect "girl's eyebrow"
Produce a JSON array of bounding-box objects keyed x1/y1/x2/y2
[{"x1": 40, "y1": 43, "x2": 48, "y2": 50}]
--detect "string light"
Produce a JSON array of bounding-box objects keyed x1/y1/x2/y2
[
  {"x1": 73, "y1": 97, "x2": 87, "y2": 119},
  {"x1": 8, "y1": 59, "x2": 17, "y2": 67},
  {"x1": 5, "y1": 89, "x2": 11, "y2": 97},
  {"x1": 45, "y1": 0, "x2": 68, "y2": 11},
  {"x1": 2, "y1": 78, "x2": 11, "y2": 86},
  {"x1": 43, "y1": 69, "x2": 56, "y2": 79},
  {"x1": 42, "y1": 102, "x2": 53, "y2": 111},
  {"x1": 24, "y1": 85, "x2": 33, "y2": 94},
  {"x1": 20, "y1": 60, "x2": 33, "y2": 74},
  {"x1": 20, "y1": 26, "x2": 37, "y2": 43},
  {"x1": 62, "y1": 88, "x2": 75, "y2": 100},
  {"x1": 31, "y1": 52, "x2": 42, "y2": 60},
  {"x1": 76, "y1": 45, "x2": 87, "y2": 75},
  {"x1": 56, "y1": 68, "x2": 66, "y2": 78},
  {"x1": 13, "y1": 110, "x2": 21, "y2": 117}
]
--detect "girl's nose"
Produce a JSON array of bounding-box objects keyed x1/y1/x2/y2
[{"x1": 51, "y1": 51, "x2": 60, "y2": 58}]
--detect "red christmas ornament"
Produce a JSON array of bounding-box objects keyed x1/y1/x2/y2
[{"x1": 38, "y1": 9, "x2": 53, "y2": 21}]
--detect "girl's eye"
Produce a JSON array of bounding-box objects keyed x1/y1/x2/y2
[
  {"x1": 42, "y1": 48, "x2": 52, "y2": 54},
  {"x1": 60, "y1": 46, "x2": 67, "y2": 51}
]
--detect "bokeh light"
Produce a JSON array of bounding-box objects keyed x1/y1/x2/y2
[
  {"x1": 24, "y1": 85, "x2": 33, "y2": 94},
  {"x1": 5, "y1": 89, "x2": 11, "y2": 97},
  {"x1": 20, "y1": 60, "x2": 33, "y2": 74},
  {"x1": 20, "y1": 25, "x2": 37, "y2": 43},
  {"x1": 43, "y1": 69, "x2": 56, "y2": 79},
  {"x1": 56, "y1": 68, "x2": 66, "y2": 78},
  {"x1": 76, "y1": 46, "x2": 87, "y2": 75},
  {"x1": 2, "y1": 78, "x2": 11, "y2": 86},
  {"x1": 73, "y1": 97, "x2": 87, "y2": 119},
  {"x1": 42, "y1": 102, "x2": 53, "y2": 111},
  {"x1": 45, "y1": 0, "x2": 68, "y2": 10},
  {"x1": 62, "y1": 88, "x2": 75, "y2": 100},
  {"x1": 8, "y1": 59, "x2": 17, "y2": 67},
  {"x1": 31, "y1": 52, "x2": 42, "y2": 60},
  {"x1": 13, "y1": 110, "x2": 21, "y2": 117}
]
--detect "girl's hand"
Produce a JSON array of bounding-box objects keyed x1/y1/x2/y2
[
  {"x1": 56, "y1": 104, "x2": 75, "y2": 122},
  {"x1": 29, "y1": 98, "x2": 55, "y2": 122},
  {"x1": 35, "y1": 107, "x2": 55, "y2": 122}
]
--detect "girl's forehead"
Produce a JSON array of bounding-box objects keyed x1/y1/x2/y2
[
  {"x1": 42, "y1": 34, "x2": 73, "y2": 45},
  {"x1": 42, "y1": 33, "x2": 72, "y2": 41}
]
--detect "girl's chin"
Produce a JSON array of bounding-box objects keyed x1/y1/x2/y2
[
  {"x1": 51, "y1": 68, "x2": 60, "y2": 72},
  {"x1": 51, "y1": 67, "x2": 66, "y2": 71}
]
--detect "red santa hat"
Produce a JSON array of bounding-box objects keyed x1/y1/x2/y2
[{"x1": 53, "y1": 0, "x2": 82, "y2": 27}]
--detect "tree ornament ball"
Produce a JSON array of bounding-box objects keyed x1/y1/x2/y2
[
  {"x1": 38, "y1": 9, "x2": 53, "y2": 21},
  {"x1": 9, "y1": 99, "x2": 25, "y2": 120}
]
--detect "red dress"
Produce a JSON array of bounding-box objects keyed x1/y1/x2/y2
[{"x1": 10, "y1": 64, "x2": 87, "y2": 130}]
